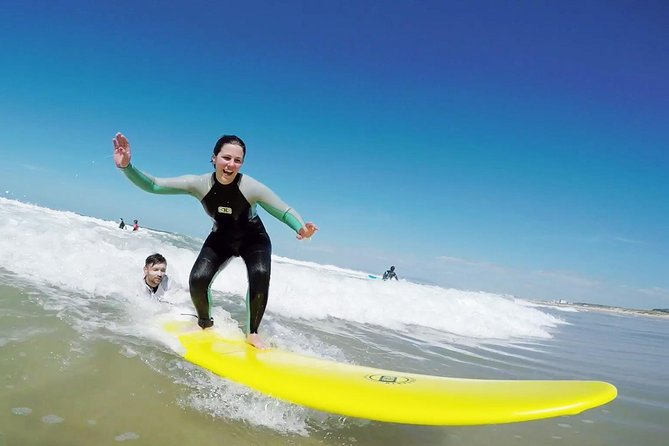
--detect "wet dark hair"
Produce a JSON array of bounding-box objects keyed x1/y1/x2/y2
[
  {"x1": 212, "y1": 135, "x2": 246, "y2": 159},
  {"x1": 145, "y1": 253, "x2": 167, "y2": 267}
]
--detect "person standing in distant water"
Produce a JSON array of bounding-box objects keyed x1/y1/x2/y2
[
  {"x1": 383, "y1": 266, "x2": 398, "y2": 281},
  {"x1": 113, "y1": 132, "x2": 318, "y2": 349},
  {"x1": 119, "y1": 218, "x2": 126, "y2": 229},
  {"x1": 132, "y1": 220, "x2": 139, "y2": 231},
  {"x1": 143, "y1": 253, "x2": 169, "y2": 301}
]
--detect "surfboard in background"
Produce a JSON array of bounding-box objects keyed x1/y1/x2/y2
[{"x1": 163, "y1": 320, "x2": 617, "y2": 426}]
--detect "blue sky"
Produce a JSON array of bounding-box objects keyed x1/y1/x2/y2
[{"x1": 1, "y1": 0, "x2": 667, "y2": 309}]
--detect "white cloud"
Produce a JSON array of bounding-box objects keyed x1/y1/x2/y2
[
  {"x1": 532, "y1": 270, "x2": 602, "y2": 288},
  {"x1": 435, "y1": 255, "x2": 508, "y2": 272},
  {"x1": 636, "y1": 286, "x2": 669, "y2": 300},
  {"x1": 21, "y1": 164, "x2": 55, "y2": 173},
  {"x1": 592, "y1": 234, "x2": 650, "y2": 246}
]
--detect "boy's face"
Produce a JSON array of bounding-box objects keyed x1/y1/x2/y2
[{"x1": 144, "y1": 262, "x2": 167, "y2": 287}]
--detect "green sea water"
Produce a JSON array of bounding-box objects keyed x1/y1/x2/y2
[
  {"x1": 1, "y1": 199, "x2": 668, "y2": 445},
  {"x1": 2, "y1": 281, "x2": 667, "y2": 446}
]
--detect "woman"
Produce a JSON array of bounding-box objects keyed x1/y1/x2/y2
[{"x1": 113, "y1": 132, "x2": 318, "y2": 348}]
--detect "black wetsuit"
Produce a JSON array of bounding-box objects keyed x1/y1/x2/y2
[
  {"x1": 383, "y1": 270, "x2": 398, "y2": 281},
  {"x1": 190, "y1": 173, "x2": 273, "y2": 333},
  {"x1": 121, "y1": 164, "x2": 306, "y2": 334}
]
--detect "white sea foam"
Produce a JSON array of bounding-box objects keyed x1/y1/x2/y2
[
  {"x1": 0, "y1": 197, "x2": 565, "y2": 432},
  {"x1": 42, "y1": 414, "x2": 64, "y2": 424},
  {"x1": 0, "y1": 197, "x2": 561, "y2": 342}
]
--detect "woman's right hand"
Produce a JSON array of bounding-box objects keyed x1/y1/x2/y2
[{"x1": 113, "y1": 132, "x2": 131, "y2": 168}]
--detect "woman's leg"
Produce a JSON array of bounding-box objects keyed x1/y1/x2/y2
[
  {"x1": 240, "y1": 234, "x2": 272, "y2": 335},
  {"x1": 189, "y1": 233, "x2": 233, "y2": 328}
]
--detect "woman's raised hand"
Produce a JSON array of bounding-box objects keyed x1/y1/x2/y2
[{"x1": 113, "y1": 132, "x2": 131, "y2": 168}]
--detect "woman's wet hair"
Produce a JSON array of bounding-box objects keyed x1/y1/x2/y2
[{"x1": 212, "y1": 135, "x2": 246, "y2": 159}]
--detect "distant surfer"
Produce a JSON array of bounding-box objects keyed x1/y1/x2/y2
[
  {"x1": 113, "y1": 132, "x2": 318, "y2": 349},
  {"x1": 382, "y1": 266, "x2": 398, "y2": 281},
  {"x1": 119, "y1": 218, "x2": 126, "y2": 229},
  {"x1": 143, "y1": 253, "x2": 169, "y2": 301},
  {"x1": 132, "y1": 219, "x2": 139, "y2": 231}
]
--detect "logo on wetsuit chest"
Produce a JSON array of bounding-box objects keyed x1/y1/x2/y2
[{"x1": 218, "y1": 206, "x2": 232, "y2": 214}]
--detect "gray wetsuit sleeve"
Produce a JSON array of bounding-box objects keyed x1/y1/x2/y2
[
  {"x1": 239, "y1": 175, "x2": 306, "y2": 233},
  {"x1": 120, "y1": 163, "x2": 212, "y2": 200}
]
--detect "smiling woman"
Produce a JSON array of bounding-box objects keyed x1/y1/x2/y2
[
  {"x1": 212, "y1": 135, "x2": 245, "y2": 184},
  {"x1": 113, "y1": 132, "x2": 318, "y2": 348}
]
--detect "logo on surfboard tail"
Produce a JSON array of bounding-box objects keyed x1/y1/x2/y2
[{"x1": 366, "y1": 374, "x2": 415, "y2": 385}]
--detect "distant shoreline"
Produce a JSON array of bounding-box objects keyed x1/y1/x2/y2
[{"x1": 544, "y1": 301, "x2": 669, "y2": 319}]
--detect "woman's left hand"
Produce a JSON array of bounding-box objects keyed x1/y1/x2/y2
[{"x1": 297, "y1": 222, "x2": 318, "y2": 240}]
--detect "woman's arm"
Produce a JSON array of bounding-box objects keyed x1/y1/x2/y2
[
  {"x1": 241, "y1": 175, "x2": 318, "y2": 238},
  {"x1": 113, "y1": 132, "x2": 210, "y2": 198}
]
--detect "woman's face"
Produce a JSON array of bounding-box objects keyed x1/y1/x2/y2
[{"x1": 212, "y1": 143, "x2": 244, "y2": 184}]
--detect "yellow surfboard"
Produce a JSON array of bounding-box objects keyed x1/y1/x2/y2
[{"x1": 164, "y1": 321, "x2": 617, "y2": 425}]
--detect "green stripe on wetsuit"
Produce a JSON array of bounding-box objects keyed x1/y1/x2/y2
[
  {"x1": 121, "y1": 164, "x2": 191, "y2": 195},
  {"x1": 259, "y1": 203, "x2": 304, "y2": 233}
]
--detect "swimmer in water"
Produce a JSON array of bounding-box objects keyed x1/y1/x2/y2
[
  {"x1": 142, "y1": 253, "x2": 169, "y2": 301},
  {"x1": 382, "y1": 266, "x2": 398, "y2": 281}
]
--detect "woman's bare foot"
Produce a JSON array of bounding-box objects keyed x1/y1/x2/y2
[{"x1": 247, "y1": 333, "x2": 269, "y2": 349}]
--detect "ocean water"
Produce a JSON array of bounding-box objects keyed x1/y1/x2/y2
[{"x1": 0, "y1": 197, "x2": 667, "y2": 445}]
